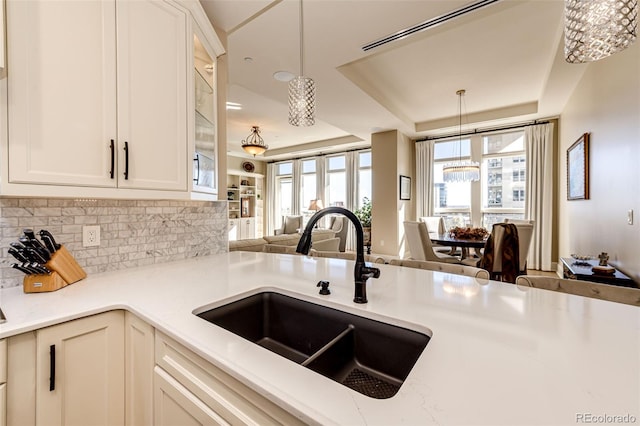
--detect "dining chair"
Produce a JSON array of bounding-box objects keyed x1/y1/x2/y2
[
  {"x1": 403, "y1": 221, "x2": 461, "y2": 264},
  {"x1": 419, "y1": 216, "x2": 458, "y2": 254},
  {"x1": 389, "y1": 259, "x2": 489, "y2": 279},
  {"x1": 515, "y1": 276, "x2": 640, "y2": 306},
  {"x1": 504, "y1": 219, "x2": 534, "y2": 274},
  {"x1": 464, "y1": 223, "x2": 520, "y2": 282}
]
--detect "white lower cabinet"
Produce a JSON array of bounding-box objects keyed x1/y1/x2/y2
[
  {"x1": 0, "y1": 339, "x2": 6, "y2": 426},
  {"x1": 155, "y1": 331, "x2": 304, "y2": 425},
  {"x1": 6, "y1": 311, "x2": 125, "y2": 426},
  {"x1": 36, "y1": 311, "x2": 125, "y2": 426},
  {"x1": 125, "y1": 312, "x2": 155, "y2": 426}
]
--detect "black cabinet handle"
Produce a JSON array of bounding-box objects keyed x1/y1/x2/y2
[
  {"x1": 49, "y1": 344, "x2": 56, "y2": 391},
  {"x1": 109, "y1": 140, "x2": 115, "y2": 179},
  {"x1": 123, "y1": 141, "x2": 129, "y2": 180},
  {"x1": 193, "y1": 154, "x2": 200, "y2": 184}
]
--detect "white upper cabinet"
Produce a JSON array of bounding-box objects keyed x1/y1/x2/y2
[
  {"x1": 5, "y1": 0, "x2": 189, "y2": 194},
  {"x1": 0, "y1": 0, "x2": 6, "y2": 71}
]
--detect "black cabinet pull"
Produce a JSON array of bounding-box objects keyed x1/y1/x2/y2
[
  {"x1": 109, "y1": 140, "x2": 115, "y2": 179},
  {"x1": 49, "y1": 344, "x2": 56, "y2": 391},
  {"x1": 193, "y1": 154, "x2": 200, "y2": 184},
  {"x1": 123, "y1": 141, "x2": 129, "y2": 180}
]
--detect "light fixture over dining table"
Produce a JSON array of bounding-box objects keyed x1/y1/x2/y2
[{"x1": 442, "y1": 89, "x2": 480, "y2": 183}]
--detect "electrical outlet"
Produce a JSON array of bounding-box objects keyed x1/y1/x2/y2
[{"x1": 83, "y1": 225, "x2": 101, "y2": 247}]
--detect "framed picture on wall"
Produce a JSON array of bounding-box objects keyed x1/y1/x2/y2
[
  {"x1": 399, "y1": 175, "x2": 411, "y2": 200},
  {"x1": 567, "y1": 133, "x2": 589, "y2": 201}
]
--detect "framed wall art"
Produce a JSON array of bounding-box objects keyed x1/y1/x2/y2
[
  {"x1": 567, "y1": 133, "x2": 589, "y2": 201},
  {"x1": 400, "y1": 175, "x2": 411, "y2": 200}
]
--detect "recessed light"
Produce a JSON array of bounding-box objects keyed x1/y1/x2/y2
[
  {"x1": 273, "y1": 71, "x2": 295, "y2": 82},
  {"x1": 244, "y1": 57, "x2": 253, "y2": 62},
  {"x1": 226, "y1": 102, "x2": 242, "y2": 110}
]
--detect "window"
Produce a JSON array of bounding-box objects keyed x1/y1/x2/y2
[
  {"x1": 358, "y1": 151, "x2": 372, "y2": 208},
  {"x1": 275, "y1": 162, "x2": 293, "y2": 228},
  {"x1": 326, "y1": 155, "x2": 346, "y2": 207},
  {"x1": 433, "y1": 139, "x2": 471, "y2": 227},
  {"x1": 301, "y1": 159, "x2": 317, "y2": 222},
  {"x1": 430, "y1": 130, "x2": 526, "y2": 231}
]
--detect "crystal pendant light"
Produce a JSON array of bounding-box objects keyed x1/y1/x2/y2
[
  {"x1": 288, "y1": 0, "x2": 315, "y2": 126},
  {"x1": 564, "y1": 0, "x2": 638, "y2": 63},
  {"x1": 241, "y1": 126, "x2": 268, "y2": 156},
  {"x1": 443, "y1": 90, "x2": 480, "y2": 183}
]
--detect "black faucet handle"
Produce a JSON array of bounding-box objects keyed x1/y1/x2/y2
[
  {"x1": 317, "y1": 280, "x2": 331, "y2": 295},
  {"x1": 362, "y1": 265, "x2": 381, "y2": 279}
]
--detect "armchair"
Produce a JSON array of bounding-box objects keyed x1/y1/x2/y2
[
  {"x1": 274, "y1": 215, "x2": 302, "y2": 235},
  {"x1": 326, "y1": 216, "x2": 348, "y2": 252}
]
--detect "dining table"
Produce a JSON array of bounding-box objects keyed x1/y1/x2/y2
[{"x1": 430, "y1": 233, "x2": 488, "y2": 260}]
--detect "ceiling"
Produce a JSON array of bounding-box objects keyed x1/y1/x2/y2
[{"x1": 199, "y1": 0, "x2": 588, "y2": 161}]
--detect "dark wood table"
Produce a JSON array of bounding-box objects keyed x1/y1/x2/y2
[
  {"x1": 560, "y1": 257, "x2": 638, "y2": 288},
  {"x1": 430, "y1": 234, "x2": 487, "y2": 260}
]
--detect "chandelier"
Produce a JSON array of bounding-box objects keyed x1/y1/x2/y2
[
  {"x1": 443, "y1": 90, "x2": 480, "y2": 183},
  {"x1": 564, "y1": 0, "x2": 638, "y2": 63},
  {"x1": 288, "y1": 0, "x2": 315, "y2": 126},
  {"x1": 241, "y1": 126, "x2": 268, "y2": 156}
]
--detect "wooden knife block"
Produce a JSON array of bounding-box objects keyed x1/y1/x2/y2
[{"x1": 23, "y1": 245, "x2": 87, "y2": 293}]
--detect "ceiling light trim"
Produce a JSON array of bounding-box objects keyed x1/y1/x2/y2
[{"x1": 362, "y1": 0, "x2": 502, "y2": 52}]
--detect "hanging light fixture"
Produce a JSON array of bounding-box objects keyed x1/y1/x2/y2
[
  {"x1": 241, "y1": 126, "x2": 268, "y2": 156},
  {"x1": 288, "y1": 0, "x2": 315, "y2": 126},
  {"x1": 564, "y1": 0, "x2": 638, "y2": 63},
  {"x1": 443, "y1": 89, "x2": 480, "y2": 183}
]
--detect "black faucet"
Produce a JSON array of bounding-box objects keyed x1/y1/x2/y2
[{"x1": 296, "y1": 207, "x2": 380, "y2": 304}]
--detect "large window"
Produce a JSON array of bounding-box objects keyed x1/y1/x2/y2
[
  {"x1": 326, "y1": 155, "x2": 346, "y2": 207},
  {"x1": 300, "y1": 159, "x2": 317, "y2": 222},
  {"x1": 358, "y1": 151, "x2": 372, "y2": 208},
  {"x1": 275, "y1": 162, "x2": 292, "y2": 228},
  {"x1": 431, "y1": 130, "x2": 525, "y2": 230},
  {"x1": 433, "y1": 139, "x2": 472, "y2": 228}
]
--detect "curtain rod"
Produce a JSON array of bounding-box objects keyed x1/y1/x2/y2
[
  {"x1": 267, "y1": 146, "x2": 371, "y2": 163},
  {"x1": 415, "y1": 119, "x2": 551, "y2": 142}
]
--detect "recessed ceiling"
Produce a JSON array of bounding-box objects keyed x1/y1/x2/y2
[{"x1": 200, "y1": 0, "x2": 588, "y2": 160}]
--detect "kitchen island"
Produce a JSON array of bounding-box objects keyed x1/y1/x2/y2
[{"x1": 1, "y1": 251, "x2": 638, "y2": 425}]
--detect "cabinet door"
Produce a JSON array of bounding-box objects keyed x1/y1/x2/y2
[
  {"x1": 240, "y1": 218, "x2": 255, "y2": 240},
  {"x1": 116, "y1": 0, "x2": 188, "y2": 191},
  {"x1": 36, "y1": 311, "x2": 124, "y2": 426},
  {"x1": 125, "y1": 312, "x2": 154, "y2": 426},
  {"x1": 6, "y1": 0, "x2": 118, "y2": 187},
  {"x1": 228, "y1": 219, "x2": 239, "y2": 241}
]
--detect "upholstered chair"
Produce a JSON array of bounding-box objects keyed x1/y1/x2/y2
[
  {"x1": 274, "y1": 215, "x2": 302, "y2": 235},
  {"x1": 504, "y1": 218, "x2": 534, "y2": 274},
  {"x1": 402, "y1": 221, "x2": 461, "y2": 264},
  {"x1": 389, "y1": 259, "x2": 489, "y2": 279},
  {"x1": 327, "y1": 216, "x2": 348, "y2": 252}
]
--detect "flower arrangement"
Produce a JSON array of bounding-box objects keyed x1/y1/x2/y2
[{"x1": 448, "y1": 226, "x2": 488, "y2": 240}]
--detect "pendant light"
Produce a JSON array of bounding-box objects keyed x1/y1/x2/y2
[
  {"x1": 241, "y1": 126, "x2": 268, "y2": 156},
  {"x1": 288, "y1": 0, "x2": 315, "y2": 126},
  {"x1": 442, "y1": 90, "x2": 480, "y2": 183},
  {"x1": 564, "y1": 0, "x2": 638, "y2": 63}
]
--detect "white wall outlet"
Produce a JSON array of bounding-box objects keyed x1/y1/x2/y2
[
  {"x1": 628, "y1": 209, "x2": 634, "y2": 225},
  {"x1": 83, "y1": 225, "x2": 101, "y2": 247}
]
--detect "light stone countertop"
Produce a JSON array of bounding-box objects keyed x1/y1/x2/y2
[{"x1": 1, "y1": 251, "x2": 639, "y2": 425}]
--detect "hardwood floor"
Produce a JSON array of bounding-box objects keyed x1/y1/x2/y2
[{"x1": 527, "y1": 269, "x2": 559, "y2": 277}]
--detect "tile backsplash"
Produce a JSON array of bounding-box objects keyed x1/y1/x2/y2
[{"x1": 0, "y1": 197, "x2": 228, "y2": 289}]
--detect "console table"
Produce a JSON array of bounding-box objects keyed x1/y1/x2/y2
[{"x1": 560, "y1": 257, "x2": 638, "y2": 288}]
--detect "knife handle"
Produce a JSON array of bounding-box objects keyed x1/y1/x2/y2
[
  {"x1": 123, "y1": 141, "x2": 129, "y2": 180},
  {"x1": 109, "y1": 139, "x2": 115, "y2": 179},
  {"x1": 49, "y1": 344, "x2": 56, "y2": 391}
]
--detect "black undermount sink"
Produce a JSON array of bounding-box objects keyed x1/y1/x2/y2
[{"x1": 195, "y1": 292, "x2": 430, "y2": 399}]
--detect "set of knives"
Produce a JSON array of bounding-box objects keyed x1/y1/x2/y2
[{"x1": 9, "y1": 229, "x2": 61, "y2": 276}]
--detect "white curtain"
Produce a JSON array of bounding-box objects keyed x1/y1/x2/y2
[
  {"x1": 416, "y1": 141, "x2": 435, "y2": 217},
  {"x1": 345, "y1": 151, "x2": 358, "y2": 251},
  {"x1": 291, "y1": 159, "x2": 302, "y2": 215},
  {"x1": 265, "y1": 162, "x2": 277, "y2": 236},
  {"x1": 525, "y1": 122, "x2": 554, "y2": 271}
]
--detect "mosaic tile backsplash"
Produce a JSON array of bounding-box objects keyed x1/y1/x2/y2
[{"x1": 0, "y1": 197, "x2": 228, "y2": 289}]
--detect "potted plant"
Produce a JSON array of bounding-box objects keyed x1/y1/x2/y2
[{"x1": 354, "y1": 197, "x2": 372, "y2": 250}]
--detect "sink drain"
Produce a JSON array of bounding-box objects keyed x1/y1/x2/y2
[{"x1": 342, "y1": 368, "x2": 399, "y2": 399}]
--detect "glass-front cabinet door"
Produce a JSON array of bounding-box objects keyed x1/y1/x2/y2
[{"x1": 192, "y1": 29, "x2": 217, "y2": 195}]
